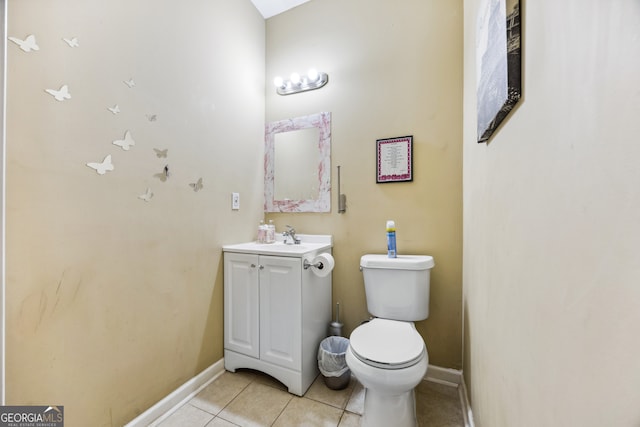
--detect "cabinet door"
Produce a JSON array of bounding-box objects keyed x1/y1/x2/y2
[
  {"x1": 259, "y1": 256, "x2": 302, "y2": 370},
  {"x1": 224, "y1": 253, "x2": 259, "y2": 358}
]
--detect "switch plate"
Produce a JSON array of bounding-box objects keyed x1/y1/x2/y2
[{"x1": 231, "y1": 192, "x2": 240, "y2": 210}]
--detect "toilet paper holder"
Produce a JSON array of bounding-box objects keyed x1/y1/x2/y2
[{"x1": 303, "y1": 259, "x2": 324, "y2": 270}]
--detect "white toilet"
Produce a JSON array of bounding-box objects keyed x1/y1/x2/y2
[{"x1": 346, "y1": 254, "x2": 435, "y2": 427}]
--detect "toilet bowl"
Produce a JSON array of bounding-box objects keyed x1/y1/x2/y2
[
  {"x1": 346, "y1": 254, "x2": 434, "y2": 427},
  {"x1": 346, "y1": 318, "x2": 428, "y2": 427}
]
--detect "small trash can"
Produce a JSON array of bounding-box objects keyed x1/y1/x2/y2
[{"x1": 317, "y1": 336, "x2": 351, "y2": 390}]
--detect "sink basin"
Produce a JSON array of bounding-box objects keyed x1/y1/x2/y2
[{"x1": 223, "y1": 234, "x2": 332, "y2": 257}]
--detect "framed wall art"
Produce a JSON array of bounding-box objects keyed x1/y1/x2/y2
[
  {"x1": 476, "y1": 0, "x2": 521, "y2": 143},
  {"x1": 376, "y1": 136, "x2": 413, "y2": 183}
]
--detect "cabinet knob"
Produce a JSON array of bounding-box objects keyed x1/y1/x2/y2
[
  {"x1": 251, "y1": 263, "x2": 257, "y2": 268},
  {"x1": 259, "y1": 265, "x2": 265, "y2": 270}
]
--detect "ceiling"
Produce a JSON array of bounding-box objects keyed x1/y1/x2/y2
[{"x1": 250, "y1": 0, "x2": 312, "y2": 19}]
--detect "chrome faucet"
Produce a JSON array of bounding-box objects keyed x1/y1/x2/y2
[{"x1": 283, "y1": 225, "x2": 301, "y2": 245}]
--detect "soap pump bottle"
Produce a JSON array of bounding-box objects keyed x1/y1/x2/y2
[
  {"x1": 267, "y1": 220, "x2": 276, "y2": 244},
  {"x1": 386, "y1": 220, "x2": 397, "y2": 258},
  {"x1": 257, "y1": 220, "x2": 267, "y2": 244}
]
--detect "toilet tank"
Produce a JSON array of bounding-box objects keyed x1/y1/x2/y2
[{"x1": 360, "y1": 254, "x2": 435, "y2": 321}]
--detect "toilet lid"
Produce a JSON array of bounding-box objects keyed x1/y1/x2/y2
[{"x1": 349, "y1": 319, "x2": 425, "y2": 370}]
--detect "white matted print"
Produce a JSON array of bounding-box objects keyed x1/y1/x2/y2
[{"x1": 376, "y1": 136, "x2": 413, "y2": 183}]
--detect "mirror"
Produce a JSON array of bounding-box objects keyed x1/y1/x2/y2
[
  {"x1": 274, "y1": 128, "x2": 319, "y2": 200},
  {"x1": 264, "y1": 112, "x2": 331, "y2": 212}
]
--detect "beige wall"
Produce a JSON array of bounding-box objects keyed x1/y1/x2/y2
[
  {"x1": 463, "y1": 1, "x2": 640, "y2": 426},
  {"x1": 0, "y1": 0, "x2": 5, "y2": 405},
  {"x1": 6, "y1": 0, "x2": 264, "y2": 425},
  {"x1": 266, "y1": 0, "x2": 463, "y2": 369}
]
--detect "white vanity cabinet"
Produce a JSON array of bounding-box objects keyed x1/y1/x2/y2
[
  {"x1": 224, "y1": 254, "x2": 302, "y2": 370},
  {"x1": 222, "y1": 236, "x2": 332, "y2": 396}
]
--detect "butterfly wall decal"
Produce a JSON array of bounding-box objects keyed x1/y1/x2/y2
[
  {"x1": 123, "y1": 78, "x2": 135, "y2": 88},
  {"x1": 138, "y1": 188, "x2": 153, "y2": 202},
  {"x1": 8, "y1": 34, "x2": 39, "y2": 52},
  {"x1": 189, "y1": 178, "x2": 203, "y2": 192},
  {"x1": 62, "y1": 37, "x2": 79, "y2": 47},
  {"x1": 107, "y1": 105, "x2": 120, "y2": 115},
  {"x1": 154, "y1": 165, "x2": 170, "y2": 182},
  {"x1": 112, "y1": 130, "x2": 135, "y2": 151},
  {"x1": 153, "y1": 148, "x2": 168, "y2": 158},
  {"x1": 45, "y1": 85, "x2": 71, "y2": 102},
  {"x1": 86, "y1": 155, "x2": 114, "y2": 175}
]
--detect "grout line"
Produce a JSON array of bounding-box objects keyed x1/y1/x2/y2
[
  {"x1": 215, "y1": 372, "x2": 255, "y2": 414},
  {"x1": 302, "y1": 376, "x2": 356, "y2": 411},
  {"x1": 141, "y1": 361, "x2": 226, "y2": 427},
  {"x1": 158, "y1": 368, "x2": 468, "y2": 427},
  {"x1": 270, "y1": 395, "x2": 294, "y2": 426},
  {"x1": 188, "y1": 371, "x2": 257, "y2": 425},
  {"x1": 342, "y1": 377, "x2": 359, "y2": 410},
  {"x1": 208, "y1": 414, "x2": 241, "y2": 427},
  {"x1": 215, "y1": 371, "x2": 295, "y2": 427}
]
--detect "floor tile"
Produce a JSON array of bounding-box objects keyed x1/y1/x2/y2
[
  {"x1": 338, "y1": 412, "x2": 362, "y2": 427},
  {"x1": 273, "y1": 397, "x2": 343, "y2": 426},
  {"x1": 169, "y1": 369, "x2": 463, "y2": 427},
  {"x1": 344, "y1": 380, "x2": 364, "y2": 415},
  {"x1": 304, "y1": 374, "x2": 356, "y2": 409},
  {"x1": 206, "y1": 417, "x2": 239, "y2": 427},
  {"x1": 157, "y1": 403, "x2": 214, "y2": 427},
  {"x1": 217, "y1": 382, "x2": 292, "y2": 427},
  {"x1": 191, "y1": 371, "x2": 253, "y2": 415}
]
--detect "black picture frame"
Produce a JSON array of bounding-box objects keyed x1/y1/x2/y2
[{"x1": 376, "y1": 136, "x2": 413, "y2": 183}]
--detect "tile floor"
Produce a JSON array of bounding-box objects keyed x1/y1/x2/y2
[{"x1": 155, "y1": 368, "x2": 464, "y2": 427}]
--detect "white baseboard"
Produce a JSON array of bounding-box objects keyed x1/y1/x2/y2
[
  {"x1": 459, "y1": 373, "x2": 475, "y2": 427},
  {"x1": 423, "y1": 365, "x2": 474, "y2": 427},
  {"x1": 124, "y1": 359, "x2": 225, "y2": 427},
  {"x1": 424, "y1": 364, "x2": 463, "y2": 387}
]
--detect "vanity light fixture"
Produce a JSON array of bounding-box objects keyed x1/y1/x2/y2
[{"x1": 274, "y1": 68, "x2": 329, "y2": 96}]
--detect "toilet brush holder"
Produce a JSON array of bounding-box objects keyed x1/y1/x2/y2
[
  {"x1": 329, "y1": 302, "x2": 343, "y2": 336},
  {"x1": 329, "y1": 321, "x2": 343, "y2": 337}
]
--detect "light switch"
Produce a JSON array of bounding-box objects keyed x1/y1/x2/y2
[{"x1": 232, "y1": 192, "x2": 240, "y2": 210}]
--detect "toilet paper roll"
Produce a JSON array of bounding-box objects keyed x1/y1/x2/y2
[{"x1": 308, "y1": 253, "x2": 335, "y2": 277}]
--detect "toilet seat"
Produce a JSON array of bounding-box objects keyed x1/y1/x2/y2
[{"x1": 349, "y1": 318, "x2": 425, "y2": 370}]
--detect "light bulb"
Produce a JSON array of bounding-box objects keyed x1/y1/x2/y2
[
  {"x1": 307, "y1": 68, "x2": 319, "y2": 82},
  {"x1": 290, "y1": 72, "x2": 301, "y2": 85},
  {"x1": 273, "y1": 76, "x2": 284, "y2": 88}
]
